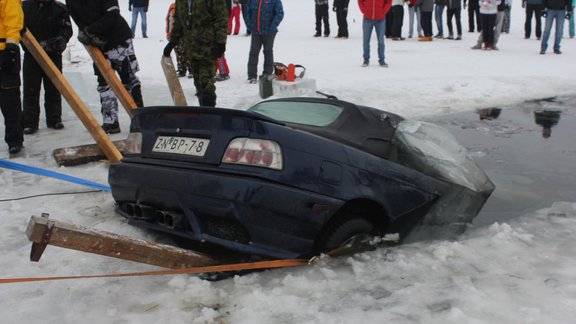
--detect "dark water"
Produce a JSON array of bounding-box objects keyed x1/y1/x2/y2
[{"x1": 426, "y1": 96, "x2": 576, "y2": 227}]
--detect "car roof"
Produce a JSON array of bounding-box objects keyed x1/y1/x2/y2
[{"x1": 250, "y1": 97, "x2": 404, "y2": 160}]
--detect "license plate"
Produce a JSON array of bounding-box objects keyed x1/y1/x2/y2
[{"x1": 152, "y1": 136, "x2": 210, "y2": 156}]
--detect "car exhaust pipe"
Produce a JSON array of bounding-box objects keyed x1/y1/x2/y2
[{"x1": 156, "y1": 211, "x2": 185, "y2": 229}]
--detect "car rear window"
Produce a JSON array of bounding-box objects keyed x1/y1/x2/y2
[{"x1": 247, "y1": 101, "x2": 343, "y2": 127}]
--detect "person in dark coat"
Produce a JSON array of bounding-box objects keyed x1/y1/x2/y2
[
  {"x1": 0, "y1": 0, "x2": 24, "y2": 154},
  {"x1": 464, "y1": 0, "x2": 482, "y2": 32},
  {"x1": 66, "y1": 0, "x2": 144, "y2": 134},
  {"x1": 314, "y1": 0, "x2": 330, "y2": 37},
  {"x1": 333, "y1": 0, "x2": 350, "y2": 38},
  {"x1": 129, "y1": 0, "x2": 149, "y2": 38},
  {"x1": 21, "y1": 0, "x2": 72, "y2": 135}
]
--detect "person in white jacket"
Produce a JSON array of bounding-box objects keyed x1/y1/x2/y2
[{"x1": 477, "y1": 0, "x2": 501, "y2": 49}]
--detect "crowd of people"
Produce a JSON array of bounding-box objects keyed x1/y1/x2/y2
[{"x1": 0, "y1": 0, "x2": 573, "y2": 157}]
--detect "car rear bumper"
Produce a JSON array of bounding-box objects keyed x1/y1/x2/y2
[{"x1": 109, "y1": 162, "x2": 345, "y2": 259}]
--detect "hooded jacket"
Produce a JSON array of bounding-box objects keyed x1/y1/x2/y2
[{"x1": 357, "y1": 0, "x2": 392, "y2": 20}]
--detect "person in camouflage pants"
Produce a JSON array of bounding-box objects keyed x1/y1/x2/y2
[{"x1": 163, "y1": 0, "x2": 228, "y2": 107}]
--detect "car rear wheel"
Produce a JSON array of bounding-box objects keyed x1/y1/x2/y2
[{"x1": 316, "y1": 217, "x2": 376, "y2": 255}]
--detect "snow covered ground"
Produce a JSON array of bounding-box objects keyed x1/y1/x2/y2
[{"x1": 0, "y1": 0, "x2": 575, "y2": 323}]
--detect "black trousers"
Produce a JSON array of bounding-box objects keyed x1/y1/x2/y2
[
  {"x1": 446, "y1": 8, "x2": 462, "y2": 36},
  {"x1": 0, "y1": 47, "x2": 23, "y2": 147},
  {"x1": 421, "y1": 11, "x2": 433, "y2": 36},
  {"x1": 389, "y1": 5, "x2": 404, "y2": 38},
  {"x1": 335, "y1": 6, "x2": 349, "y2": 37},
  {"x1": 525, "y1": 4, "x2": 543, "y2": 38},
  {"x1": 315, "y1": 4, "x2": 330, "y2": 35},
  {"x1": 22, "y1": 51, "x2": 63, "y2": 129},
  {"x1": 468, "y1": 4, "x2": 481, "y2": 32},
  {"x1": 480, "y1": 13, "x2": 497, "y2": 45}
]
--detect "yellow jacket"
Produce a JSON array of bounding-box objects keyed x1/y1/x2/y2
[{"x1": 0, "y1": 0, "x2": 23, "y2": 51}]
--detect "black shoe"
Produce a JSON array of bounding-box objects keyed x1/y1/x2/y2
[
  {"x1": 9, "y1": 145, "x2": 22, "y2": 154},
  {"x1": 554, "y1": 49, "x2": 562, "y2": 54},
  {"x1": 101, "y1": 122, "x2": 121, "y2": 134},
  {"x1": 177, "y1": 70, "x2": 186, "y2": 77},
  {"x1": 48, "y1": 122, "x2": 64, "y2": 130},
  {"x1": 187, "y1": 72, "x2": 193, "y2": 79},
  {"x1": 540, "y1": 49, "x2": 546, "y2": 54},
  {"x1": 23, "y1": 127, "x2": 37, "y2": 135},
  {"x1": 143, "y1": 35, "x2": 148, "y2": 38},
  {"x1": 313, "y1": 33, "x2": 321, "y2": 37},
  {"x1": 248, "y1": 78, "x2": 257, "y2": 84}
]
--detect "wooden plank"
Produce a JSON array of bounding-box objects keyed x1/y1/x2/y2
[
  {"x1": 53, "y1": 139, "x2": 127, "y2": 166},
  {"x1": 84, "y1": 45, "x2": 138, "y2": 115},
  {"x1": 20, "y1": 30, "x2": 122, "y2": 164},
  {"x1": 26, "y1": 215, "x2": 222, "y2": 269},
  {"x1": 161, "y1": 55, "x2": 188, "y2": 106}
]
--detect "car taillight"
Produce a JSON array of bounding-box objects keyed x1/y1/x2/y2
[
  {"x1": 222, "y1": 138, "x2": 283, "y2": 170},
  {"x1": 125, "y1": 132, "x2": 142, "y2": 154}
]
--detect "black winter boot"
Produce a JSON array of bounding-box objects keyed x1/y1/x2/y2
[{"x1": 131, "y1": 84, "x2": 144, "y2": 108}]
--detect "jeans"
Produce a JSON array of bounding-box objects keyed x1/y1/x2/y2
[
  {"x1": 362, "y1": 18, "x2": 386, "y2": 64},
  {"x1": 434, "y1": 4, "x2": 445, "y2": 35},
  {"x1": 247, "y1": 33, "x2": 276, "y2": 79},
  {"x1": 541, "y1": 9, "x2": 565, "y2": 51},
  {"x1": 130, "y1": 7, "x2": 147, "y2": 37},
  {"x1": 408, "y1": 6, "x2": 422, "y2": 36}
]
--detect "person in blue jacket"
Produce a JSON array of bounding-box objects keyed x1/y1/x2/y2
[{"x1": 245, "y1": 0, "x2": 284, "y2": 83}]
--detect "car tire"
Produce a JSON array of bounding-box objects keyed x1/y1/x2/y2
[{"x1": 316, "y1": 217, "x2": 375, "y2": 253}]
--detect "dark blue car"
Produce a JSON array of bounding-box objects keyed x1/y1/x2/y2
[{"x1": 108, "y1": 97, "x2": 490, "y2": 259}]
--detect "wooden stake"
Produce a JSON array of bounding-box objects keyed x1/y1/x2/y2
[
  {"x1": 26, "y1": 215, "x2": 222, "y2": 269},
  {"x1": 84, "y1": 45, "x2": 139, "y2": 115},
  {"x1": 161, "y1": 55, "x2": 188, "y2": 106},
  {"x1": 20, "y1": 30, "x2": 122, "y2": 164}
]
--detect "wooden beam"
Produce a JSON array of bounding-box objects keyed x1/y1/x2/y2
[
  {"x1": 53, "y1": 139, "x2": 127, "y2": 166},
  {"x1": 26, "y1": 215, "x2": 222, "y2": 269},
  {"x1": 20, "y1": 30, "x2": 122, "y2": 164},
  {"x1": 84, "y1": 45, "x2": 138, "y2": 115},
  {"x1": 161, "y1": 56, "x2": 188, "y2": 106}
]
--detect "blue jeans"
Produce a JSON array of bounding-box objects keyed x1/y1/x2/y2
[
  {"x1": 408, "y1": 6, "x2": 422, "y2": 36},
  {"x1": 434, "y1": 4, "x2": 445, "y2": 35},
  {"x1": 541, "y1": 9, "x2": 565, "y2": 51},
  {"x1": 131, "y1": 7, "x2": 147, "y2": 37},
  {"x1": 362, "y1": 18, "x2": 386, "y2": 65}
]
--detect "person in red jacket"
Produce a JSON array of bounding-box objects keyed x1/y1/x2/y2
[{"x1": 358, "y1": 0, "x2": 392, "y2": 67}]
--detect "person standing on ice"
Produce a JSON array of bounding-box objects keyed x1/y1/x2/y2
[
  {"x1": 539, "y1": 0, "x2": 572, "y2": 54},
  {"x1": 21, "y1": 0, "x2": 73, "y2": 135},
  {"x1": 163, "y1": 0, "x2": 228, "y2": 107},
  {"x1": 0, "y1": 0, "x2": 24, "y2": 154},
  {"x1": 245, "y1": 0, "x2": 284, "y2": 83},
  {"x1": 314, "y1": 0, "x2": 330, "y2": 37},
  {"x1": 66, "y1": 0, "x2": 144, "y2": 134},
  {"x1": 358, "y1": 0, "x2": 392, "y2": 67},
  {"x1": 129, "y1": 0, "x2": 149, "y2": 38}
]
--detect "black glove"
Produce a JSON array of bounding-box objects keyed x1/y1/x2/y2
[
  {"x1": 212, "y1": 43, "x2": 226, "y2": 58},
  {"x1": 128, "y1": 5, "x2": 132, "y2": 11},
  {"x1": 1, "y1": 43, "x2": 19, "y2": 69},
  {"x1": 542, "y1": 9, "x2": 547, "y2": 18},
  {"x1": 41, "y1": 37, "x2": 68, "y2": 53},
  {"x1": 163, "y1": 42, "x2": 175, "y2": 57},
  {"x1": 78, "y1": 28, "x2": 107, "y2": 47},
  {"x1": 567, "y1": 12, "x2": 572, "y2": 20}
]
